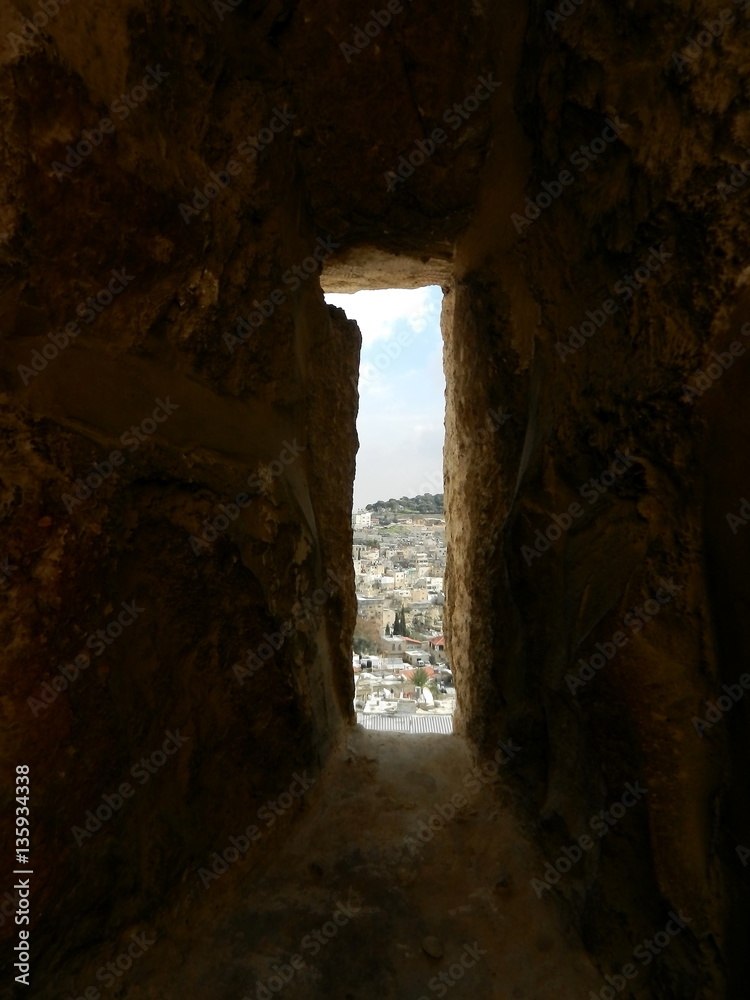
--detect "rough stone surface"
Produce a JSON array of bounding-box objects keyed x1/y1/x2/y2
[
  {"x1": 1, "y1": 1, "x2": 749, "y2": 998},
  {"x1": 322, "y1": 247, "x2": 452, "y2": 293},
  {"x1": 37, "y1": 731, "x2": 614, "y2": 999}
]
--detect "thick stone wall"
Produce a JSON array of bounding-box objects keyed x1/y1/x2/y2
[
  {"x1": 444, "y1": 3, "x2": 750, "y2": 996},
  {"x1": 1, "y1": 0, "x2": 748, "y2": 997},
  {"x1": 0, "y1": 1, "x2": 362, "y2": 981}
]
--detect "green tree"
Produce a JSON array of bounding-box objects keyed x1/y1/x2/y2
[
  {"x1": 411, "y1": 666, "x2": 430, "y2": 690},
  {"x1": 400, "y1": 605, "x2": 409, "y2": 637}
]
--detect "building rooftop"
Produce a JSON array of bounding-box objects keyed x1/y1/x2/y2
[{"x1": 355, "y1": 712, "x2": 454, "y2": 734}]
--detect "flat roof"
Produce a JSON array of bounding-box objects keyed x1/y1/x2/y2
[{"x1": 355, "y1": 712, "x2": 454, "y2": 734}]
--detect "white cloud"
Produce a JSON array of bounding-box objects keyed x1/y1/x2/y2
[
  {"x1": 326, "y1": 287, "x2": 436, "y2": 348},
  {"x1": 324, "y1": 286, "x2": 445, "y2": 509}
]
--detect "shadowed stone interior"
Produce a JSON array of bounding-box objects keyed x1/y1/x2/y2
[{"x1": 1, "y1": 1, "x2": 749, "y2": 997}]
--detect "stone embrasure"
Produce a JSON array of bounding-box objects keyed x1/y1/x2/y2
[{"x1": 1, "y1": 1, "x2": 748, "y2": 997}]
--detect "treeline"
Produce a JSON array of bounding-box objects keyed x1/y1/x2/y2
[{"x1": 366, "y1": 493, "x2": 444, "y2": 514}]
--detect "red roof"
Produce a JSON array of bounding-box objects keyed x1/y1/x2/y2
[
  {"x1": 402, "y1": 666, "x2": 436, "y2": 680},
  {"x1": 429, "y1": 636, "x2": 445, "y2": 645}
]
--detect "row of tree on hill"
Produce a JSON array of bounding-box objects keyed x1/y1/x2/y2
[{"x1": 365, "y1": 493, "x2": 444, "y2": 515}]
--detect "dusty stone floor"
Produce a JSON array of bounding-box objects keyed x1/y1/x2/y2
[{"x1": 51, "y1": 729, "x2": 609, "y2": 1000}]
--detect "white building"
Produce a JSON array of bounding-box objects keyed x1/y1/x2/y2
[{"x1": 353, "y1": 510, "x2": 372, "y2": 529}]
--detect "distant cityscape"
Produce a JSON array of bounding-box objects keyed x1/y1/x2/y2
[{"x1": 351, "y1": 494, "x2": 453, "y2": 732}]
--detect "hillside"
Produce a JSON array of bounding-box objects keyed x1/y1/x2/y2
[{"x1": 365, "y1": 493, "x2": 444, "y2": 515}]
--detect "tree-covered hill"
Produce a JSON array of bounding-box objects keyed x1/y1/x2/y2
[{"x1": 365, "y1": 494, "x2": 444, "y2": 515}]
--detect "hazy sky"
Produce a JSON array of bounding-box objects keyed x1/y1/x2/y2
[{"x1": 324, "y1": 286, "x2": 445, "y2": 511}]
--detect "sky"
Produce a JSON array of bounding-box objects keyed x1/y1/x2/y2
[{"x1": 324, "y1": 286, "x2": 445, "y2": 511}]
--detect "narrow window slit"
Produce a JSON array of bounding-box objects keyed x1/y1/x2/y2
[{"x1": 323, "y1": 284, "x2": 453, "y2": 734}]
